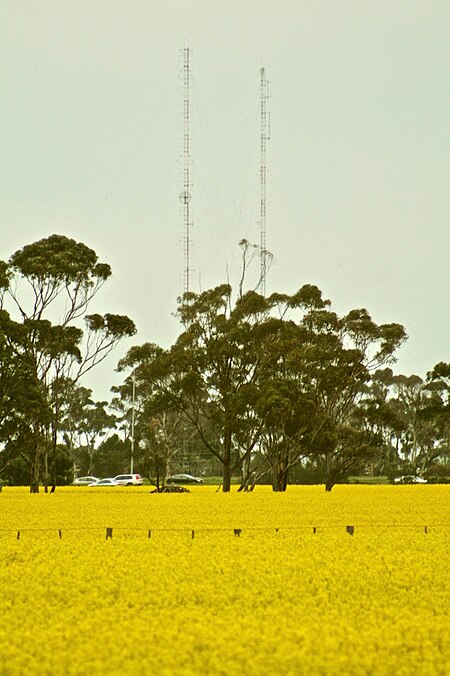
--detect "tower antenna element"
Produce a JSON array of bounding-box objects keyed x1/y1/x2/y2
[
  {"x1": 180, "y1": 47, "x2": 193, "y2": 295},
  {"x1": 259, "y1": 67, "x2": 270, "y2": 296}
]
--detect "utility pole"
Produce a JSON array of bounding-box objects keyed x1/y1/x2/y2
[{"x1": 130, "y1": 375, "x2": 136, "y2": 474}]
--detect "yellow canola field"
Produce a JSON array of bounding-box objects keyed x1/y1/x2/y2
[{"x1": 0, "y1": 485, "x2": 449, "y2": 675}]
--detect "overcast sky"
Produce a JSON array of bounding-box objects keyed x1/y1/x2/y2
[{"x1": 1, "y1": 0, "x2": 449, "y2": 400}]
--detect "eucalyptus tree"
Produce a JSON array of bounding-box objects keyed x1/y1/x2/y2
[
  {"x1": 378, "y1": 372, "x2": 448, "y2": 476},
  {"x1": 302, "y1": 304, "x2": 406, "y2": 490},
  {"x1": 250, "y1": 286, "x2": 407, "y2": 490},
  {"x1": 138, "y1": 411, "x2": 186, "y2": 490},
  {"x1": 117, "y1": 281, "x2": 406, "y2": 492},
  {"x1": 118, "y1": 285, "x2": 282, "y2": 492},
  {"x1": 422, "y1": 362, "x2": 450, "y2": 474},
  {"x1": 349, "y1": 364, "x2": 449, "y2": 479},
  {"x1": 95, "y1": 434, "x2": 130, "y2": 478},
  {"x1": 352, "y1": 368, "x2": 406, "y2": 476},
  {"x1": 112, "y1": 346, "x2": 162, "y2": 478},
  {"x1": 251, "y1": 287, "x2": 334, "y2": 490},
  {"x1": 0, "y1": 310, "x2": 50, "y2": 482},
  {"x1": 0, "y1": 308, "x2": 52, "y2": 487},
  {"x1": 111, "y1": 370, "x2": 190, "y2": 488},
  {"x1": 0, "y1": 310, "x2": 24, "y2": 454},
  {"x1": 0, "y1": 235, "x2": 136, "y2": 490},
  {"x1": 392, "y1": 363, "x2": 450, "y2": 476},
  {"x1": 253, "y1": 376, "x2": 314, "y2": 491},
  {"x1": 60, "y1": 383, "x2": 117, "y2": 476}
]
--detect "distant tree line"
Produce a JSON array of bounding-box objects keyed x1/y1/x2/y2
[
  {"x1": 0, "y1": 236, "x2": 448, "y2": 491},
  {"x1": 115, "y1": 284, "x2": 449, "y2": 491}
]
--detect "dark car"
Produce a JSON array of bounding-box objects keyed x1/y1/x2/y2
[{"x1": 166, "y1": 473, "x2": 203, "y2": 485}]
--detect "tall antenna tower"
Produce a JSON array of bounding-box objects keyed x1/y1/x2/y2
[
  {"x1": 259, "y1": 67, "x2": 270, "y2": 296},
  {"x1": 180, "y1": 47, "x2": 193, "y2": 295}
]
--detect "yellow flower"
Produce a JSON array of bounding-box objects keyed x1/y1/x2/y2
[{"x1": 0, "y1": 485, "x2": 448, "y2": 674}]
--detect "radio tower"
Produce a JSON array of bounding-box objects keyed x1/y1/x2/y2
[
  {"x1": 259, "y1": 67, "x2": 270, "y2": 296},
  {"x1": 180, "y1": 47, "x2": 193, "y2": 295}
]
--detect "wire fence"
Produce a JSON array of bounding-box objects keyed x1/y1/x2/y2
[{"x1": 0, "y1": 524, "x2": 448, "y2": 540}]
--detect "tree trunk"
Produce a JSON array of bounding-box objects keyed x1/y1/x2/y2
[
  {"x1": 323, "y1": 453, "x2": 335, "y2": 492},
  {"x1": 43, "y1": 433, "x2": 49, "y2": 493},
  {"x1": 281, "y1": 464, "x2": 289, "y2": 491},
  {"x1": 222, "y1": 463, "x2": 232, "y2": 493},
  {"x1": 51, "y1": 424, "x2": 58, "y2": 493},
  {"x1": 272, "y1": 470, "x2": 280, "y2": 492},
  {"x1": 324, "y1": 478, "x2": 335, "y2": 492},
  {"x1": 88, "y1": 447, "x2": 94, "y2": 476},
  {"x1": 238, "y1": 452, "x2": 253, "y2": 491},
  {"x1": 44, "y1": 456, "x2": 48, "y2": 491},
  {"x1": 222, "y1": 427, "x2": 233, "y2": 493},
  {"x1": 29, "y1": 441, "x2": 40, "y2": 493},
  {"x1": 272, "y1": 451, "x2": 289, "y2": 492}
]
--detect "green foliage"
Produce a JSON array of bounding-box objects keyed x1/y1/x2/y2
[
  {"x1": 9, "y1": 234, "x2": 111, "y2": 285},
  {"x1": 0, "y1": 235, "x2": 135, "y2": 490},
  {"x1": 117, "y1": 282, "x2": 409, "y2": 492}
]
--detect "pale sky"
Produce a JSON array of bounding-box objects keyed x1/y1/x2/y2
[{"x1": 1, "y1": 0, "x2": 449, "y2": 400}]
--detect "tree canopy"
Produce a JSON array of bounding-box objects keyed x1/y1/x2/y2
[
  {"x1": 117, "y1": 283, "x2": 408, "y2": 491},
  {"x1": 0, "y1": 235, "x2": 136, "y2": 491}
]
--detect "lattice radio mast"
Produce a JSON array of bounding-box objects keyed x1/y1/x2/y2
[
  {"x1": 260, "y1": 67, "x2": 270, "y2": 296},
  {"x1": 180, "y1": 47, "x2": 193, "y2": 295}
]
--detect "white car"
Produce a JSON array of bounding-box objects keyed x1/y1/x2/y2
[
  {"x1": 113, "y1": 473, "x2": 144, "y2": 486},
  {"x1": 393, "y1": 475, "x2": 427, "y2": 484},
  {"x1": 88, "y1": 478, "x2": 120, "y2": 487},
  {"x1": 72, "y1": 476, "x2": 100, "y2": 486}
]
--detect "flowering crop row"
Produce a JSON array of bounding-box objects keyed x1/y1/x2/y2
[{"x1": 0, "y1": 486, "x2": 448, "y2": 674}]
